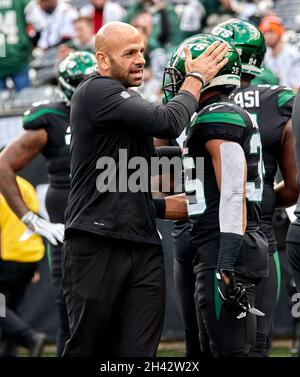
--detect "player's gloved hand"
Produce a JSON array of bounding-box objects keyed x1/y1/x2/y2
[
  {"x1": 20, "y1": 211, "x2": 64, "y2": 246},
  {"x1": 216, "y1": 270, "x2": 265, "y2": 319}
]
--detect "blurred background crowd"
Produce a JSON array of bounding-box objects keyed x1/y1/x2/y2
[
  {"x1": 2, "y1": 0, "x2": 300, "y2": 105},
  {"x1": 1, "y1": 0, "x2": 300, "y2": 357}
]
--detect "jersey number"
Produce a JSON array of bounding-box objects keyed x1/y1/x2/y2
[
  {"x1": 183, "y1": 118, "x2": 264, "y2": 217},
  {"x1": 183, "y1": 154, "x2": 206, "y2": 217},
  {"x1": 247, "y1": 114, "x2": 264, "y2": 202},
  {"x1": 234, "y1": 90, "x2": 260, "y2": 108},
  {"x1": 185, "y1": 177, "x2": 206, "y2": 217},
  {"x1": 0, "y1": 11, "x2": 19, "y2": 44}
]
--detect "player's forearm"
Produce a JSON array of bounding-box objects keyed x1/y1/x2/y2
[
  {"x1": 151, "y1": 174, "x2": 175, "y2": 194},
  {"x1": 277, "y1": 119, "x2": 298, "y2": 207},
  {"x1": 0, "y1": 162, "x2": 29, "y2": 218},
  {"x1": 216, "y1": 142, "x2": 247, "y2": 270},
  {"x1": 275, "y1": 181, "x2": 298, "y2": 208},
  {"x1": 154, "y1": 138, "x2": 171, "y2": 148},
  {"x1": 153, "y1": 194, "x2": 188, "y2": 220},
  {"x1": 218, "y1": 192, "x2": 246, "y2": 270},
  {"x1": 210, "y1": 142, "x2": 247, "y2": 235},
  {"x1": 0, "y1": 130, "x2": 47, "y2": 218},
  {"x1": 165, "y1": 194, "x2": 188, "y2": 220}
]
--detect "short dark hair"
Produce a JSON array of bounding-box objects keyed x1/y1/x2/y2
[{"x1": 74, "y1": 16, "x2": 93, "y2": 27}]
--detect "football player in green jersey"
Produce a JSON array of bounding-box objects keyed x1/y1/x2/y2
[
  {"x1": 0, "y1": 51, "x2": 97, "y2": 355},
  {"x1": 163, "y1": 34, "x2": 269, "y2": 357},
  {"x1": 0, "y1": 0, "x2": 42, "y2": 90},
  {"x1": 287, "y1": 89, "x2": 300, "y2": 304},
  {"x1": 212, "y1": 18, "x2": 298, "y2": 356}
]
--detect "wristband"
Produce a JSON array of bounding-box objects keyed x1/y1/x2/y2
[
  {"x1": 21, "y1": 211, "x2": 35, "y2": 225},
  {"x1": 153, "y1": 198, "x2": 166, "y2": 219},
  {"x1": 217, "y1": 232, "x2": 243, "y2": 271},
  {"x1": 186, "y1": 71, "x2": 206, "y2": 88}
]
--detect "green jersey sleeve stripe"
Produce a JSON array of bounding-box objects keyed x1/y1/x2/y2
[
  {"x1": 193, "y1": 112, "x2": 247, "y2": 128},
  {"x1": 23, "y1": 108, "x2": 68, "y2": 125},
  {"x1": 277, "y1": 91, "x2": 295, "y2": 108}
]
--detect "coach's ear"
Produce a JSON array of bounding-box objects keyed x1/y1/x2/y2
[{"x1": 96, "y1": 51, "x2": 111, "y2": 73}]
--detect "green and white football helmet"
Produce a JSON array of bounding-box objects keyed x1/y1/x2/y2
[
  {"x1": 211, "y1": 18, "x2": 266, "y2": 76},
  {"x1": 58, "y1": 51, "x2": 97, "y2": 101},
  {"x1": 162, "y1": 33, "x2": 241, "y2": 102}
]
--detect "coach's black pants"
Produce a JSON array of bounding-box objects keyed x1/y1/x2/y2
[{"x1": 62, "y1": 233, "x2": 165, "y2": 357}]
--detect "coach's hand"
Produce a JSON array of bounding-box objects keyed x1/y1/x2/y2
[
  {"x1": 20, "y1": 211, "x2": 64, "y2": 246},
  {"x1": 216, "y1": 269, "x2": 264, "y2": 319},
  {"x1": 184, "y1": 41, "x2": 229, "y2": 86}
]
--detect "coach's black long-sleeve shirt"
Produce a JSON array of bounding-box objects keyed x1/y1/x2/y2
[{"x1": 65, "y1": 72, "x2": 197, "y2": 244}]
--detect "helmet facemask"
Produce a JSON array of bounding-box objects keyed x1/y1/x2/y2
[{"x1": 162, "y1": 66, "x2": 184, "y2": 102}]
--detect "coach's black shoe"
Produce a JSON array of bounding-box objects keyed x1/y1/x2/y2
[{"x1": 29, "y1": 332, "x2": 46, "y2": 357}]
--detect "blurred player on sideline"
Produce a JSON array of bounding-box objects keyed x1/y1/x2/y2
[
  {"x1": 0, "y1": 51, "x2": 97, "y2": 356},
  {"x1": 0, "y1": 176, "x2": 46, "y2": 357}
]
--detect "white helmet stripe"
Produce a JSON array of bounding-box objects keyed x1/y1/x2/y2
[
  {"x1": 241, "y1": 64, "x2": 262, "y2": 75},
  {"x1": 202, "y1": 74, "x2": 241, "y2": 92}
]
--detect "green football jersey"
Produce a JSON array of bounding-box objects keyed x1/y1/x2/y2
[
  {"x1": 0, "y1": 0, "x2": 32, "y2": 77},
  {"x1": 251, "y1": 65, "x2": 280, "y2": 86},
  {"x1": 230, "y1": 84, "x2": 295, "y2": 255},
  {"x1": 184, "y1": 96, "x2": 267, "y2": 277}
]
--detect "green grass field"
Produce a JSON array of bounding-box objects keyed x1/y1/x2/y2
[
  {"x1": 157, "y1": 340, "x2": 295, "y2": 357},
  {"x1": 17, "y1": 340, "x2": 298, "y2": 357}
]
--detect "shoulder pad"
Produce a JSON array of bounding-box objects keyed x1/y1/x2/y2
[
  {"x1": 32, "y1": 100, "x2": 51, "y2": 108},
  {"x1": 277, "y1": 86, "x2": 295, "y2": 108},
  {"x1": 192, "y1": 101, "x2": 247, "y2": 128},
  {"x1": 23, "y1": 102, "x2": 68, "y2": 124},
  {"x1": 23, "y1": 100, "x2": 52, "y2": 117}
]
